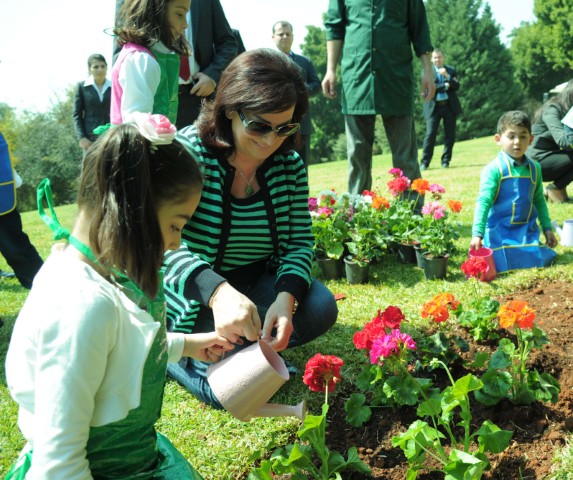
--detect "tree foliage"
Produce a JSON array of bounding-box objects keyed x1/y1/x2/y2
[
  {"x1": 301, "y1": 24, "x2": 345, "y2": 163},
  {"x1": 423, "y1": 0, "x2": 523, "y2": 142},
  {"x1": 2, "y1": 90, "x2": 82, "y2": 212},
  {"x1": 510, "y1": 0, "x2": 573, "y2": 102}
]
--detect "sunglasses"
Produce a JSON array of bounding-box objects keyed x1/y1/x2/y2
[{"x1": 238, "y1": 110, "x2": 300, "y2": 137}]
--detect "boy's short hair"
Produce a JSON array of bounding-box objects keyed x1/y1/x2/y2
[{"x1": 497, "y1": 111, "x2": 532, "y2": 135}]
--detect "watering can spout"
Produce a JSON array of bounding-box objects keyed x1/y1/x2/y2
[
  {"x1": 552, "y1": 220, "x2": 562, "y2": 236},
  {"x1": 255, "y1": 400, "x2": 307, "y2": 421}
]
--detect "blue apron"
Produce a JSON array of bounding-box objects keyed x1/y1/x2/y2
[
  {"x1": 484, "y1": 152, "x2": 556, "y2": 272},
  {"x1": 0, "y1": 132, "x2": 16, "y2": 215}
]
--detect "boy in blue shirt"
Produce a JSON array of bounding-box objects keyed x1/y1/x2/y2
[{"x1": 470, "y1": 111, "x2": 557, "y2": 273}]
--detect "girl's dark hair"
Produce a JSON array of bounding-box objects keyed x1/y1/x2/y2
[
  {"x1": 87, "y1": 54, "x2": 107, "y2": 69},
  {"x1": 196, "y1": 48, "x2": 309, "y2": 157},
  {"x1": 535, "y1": 78, "x2": 573, "y2": 122},
  {"x1": 80, "y1": 125, "x2": 202, "y2": 299},
  {"x1": 114, "y1": 0, "x2": 189, "y2": 56}
]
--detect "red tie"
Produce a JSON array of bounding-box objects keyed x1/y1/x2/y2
[{"x1": 179, "y1": 55, "x2": 191, "y2": 81}]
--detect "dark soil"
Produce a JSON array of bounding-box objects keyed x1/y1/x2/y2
[{"x1": 326, "y1": 279, "x2": 573, "y2": 480}]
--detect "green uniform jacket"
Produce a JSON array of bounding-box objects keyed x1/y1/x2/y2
[{"x1": 325, "y1": 0, "x2": 433, "y2": 116}]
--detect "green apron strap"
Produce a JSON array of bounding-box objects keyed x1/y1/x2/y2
[{"x1": 36, "y1": 178, "x2": 153, "y2": 309}]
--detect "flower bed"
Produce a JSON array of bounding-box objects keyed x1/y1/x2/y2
[{"x1": 322, "y1": 278, "x2": 573, "y2": 479}]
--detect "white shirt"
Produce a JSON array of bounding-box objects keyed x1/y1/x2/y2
[
  {"x1": 6, "y1": 244, "x2": 185, "y2": 479},
  {"x1": 83, "y1": 75, "x2": 112, "y2": 102}
]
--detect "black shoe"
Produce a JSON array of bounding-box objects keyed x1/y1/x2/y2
[
  {"x1": 420, "y1": 163, "x2": 429, "y2": 171},
  {"x1": 441, "y1": 163, "x2": 449, "y2": 168}
]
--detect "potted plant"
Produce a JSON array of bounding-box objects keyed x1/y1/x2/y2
[
  {"x1": 417, "y1": 196, "x2": 463, "y2": 279},
  {"x1": 344, "y1": 194, "x2": 390, "y2": 283},
  {"x1": 309, "y1": 190, "x2": 352, "y2": 279},
  {"x1": 382, "y1": 169, "x2": 426, "y2": 264}
]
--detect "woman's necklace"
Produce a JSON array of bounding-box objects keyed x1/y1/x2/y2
[{"x1": 235, "y1": 166, "x2": 257, "y2": 196}]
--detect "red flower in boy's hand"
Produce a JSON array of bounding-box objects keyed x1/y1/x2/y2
[
  {"x1": 461, "y1": 256, "x2": 489, "y2": 280},
  {"x1": 303, "y1": 353, "x2": 344, "y2": 393}
]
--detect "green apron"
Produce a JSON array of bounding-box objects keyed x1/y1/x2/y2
[
  {"x1": 5, "y1": 179, "x2": 203, "y2": 480},
  {"x1": 150, "y1": 48, "x2": 180, "y2": 125}
]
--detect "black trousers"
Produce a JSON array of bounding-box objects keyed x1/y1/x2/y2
[
  {"x1": 0, "y1": 209, "x2": 43, "y2": 289},
  {"x1": 538, "y1": 151, "x2": 573, "y2": 190},
  {"x1": 176, "y1": 86, "x2": 215, "y2": 129},
  {"x1": 421, "y1": 104, "x2": 457, "y2": 167}
]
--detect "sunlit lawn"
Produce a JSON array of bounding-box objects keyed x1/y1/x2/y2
[{"x1": 1, "y1": 136, "x2": 573, "y2": 479}]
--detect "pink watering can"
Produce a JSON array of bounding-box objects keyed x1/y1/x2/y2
[
  {"x1": 468, "y1": 247, "x2": 497, "y2": 282},
  {"x1": 207, "y1": 341, "x2": 306, "y2": 422}
]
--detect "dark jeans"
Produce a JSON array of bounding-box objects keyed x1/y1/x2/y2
[
  {"x1": 166, "y1": 271, "x2": 338, "y2": 408},
  {"x1": 421, "y1": 104, "x2": 457, "y2": 167},
  {"x1": 538, "y1": 151, "x2": 573, "y2": 190},
  {"x1": 0, "y1": 209, "x2": 43, "y2": 289}
]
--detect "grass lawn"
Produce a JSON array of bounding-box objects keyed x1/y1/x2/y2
[{"x1": 1, "y1": 136, "x2": 573, "y2": 478}]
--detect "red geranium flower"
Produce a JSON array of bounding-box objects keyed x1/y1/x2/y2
[
  {"x1": 353, "y1": 306, "x2": 407, "y2": 350},
  {"x1": 302, "y1": 353, "x2": 344, "y2": 393},
  {"x1": 461, "y1": 256, "x2": 489, "y2": 280}
]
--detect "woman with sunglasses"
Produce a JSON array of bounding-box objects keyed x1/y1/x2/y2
[{"x1": 162, "y1": 48, "x2": 338, "y2": 408}]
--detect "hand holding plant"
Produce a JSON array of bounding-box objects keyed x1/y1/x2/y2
[{"x1": 249, "y1": 354, "x2": 371, "y2": 479}]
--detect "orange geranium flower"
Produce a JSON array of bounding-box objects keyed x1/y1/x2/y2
[
  {"x1": 411, "y1": 178, "x2": 430, "y2": 195},
  {"x1": 421, "y1": 301, "x2": 450, "y2": 322},
  {"x1": 372, "y1": 196, "x2": 390, "y2": 210},
  {"x1": 448, "y1": 199, "x2": 463, "y2": 213},
  {"x1": 498, "y1": 300, "x2": 536, "y2": 329},
  {"x1": 434, "y1": 292, "x2": 460, "y2": 311}
]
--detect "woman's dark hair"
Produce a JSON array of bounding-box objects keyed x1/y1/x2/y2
[
  {"x1": 535, "y1": 78, "x2": 573, "y2": 122},
  {"x1": 196, "y1": 48, "x2": 309, "y2": 157},
  {"x1": 87, "y1": 54, "x2": 107, "y2": 70},
  {"x1": 114, "y1": 0, "x2": 189, "y2": 56},
  {"x1": 80, "y1": 124, "x2": 202, "y2": 299}
]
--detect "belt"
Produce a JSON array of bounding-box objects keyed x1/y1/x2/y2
[{"x1": 435, "y1": 100, "x2": 449, "y2": 106}]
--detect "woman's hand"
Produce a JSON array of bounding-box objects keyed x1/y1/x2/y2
[
  {"x1": 182, "y1": 332, "x2": 234, "y2": 363},
  {"x1": 260, "y1": 292, "x2": 295, "y2": 352},
  {"x1": 210, "y1": 282, "x2": 261, "y2": 343}
]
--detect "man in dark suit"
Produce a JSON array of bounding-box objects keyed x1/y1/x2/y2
[
  {"x1": 272, "y1": 21, "x2": 321, "y2": 168},
  {"x1": 177, "y1": 0, "x2": 237, "y2": 128},
  {"x1": 420, "y1": 49, "x2": 462, "y2": 170}
]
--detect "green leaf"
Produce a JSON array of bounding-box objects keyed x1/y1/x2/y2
[
  {"x1": 474, "y1": 420, "x2": 513, "y2": 453},
  {"x1": 480, "y1": 369, "x2": 512, "y2": 397},
  {"x1": 489, "y1": 349, "x2": 512, "y2": 369},
  {"x1": 247, "y1": 460, "x2": 275, "y2": 480},
  {"x1": 344, "y1": 447, "x2": 372, "y2": 474},
  {"x1": 384, "y1": 375, "x2": 420, "y2": 405},
  {"x1": 344, "y1": 393, "x2": 372, "y2": 427},
  {"x1": 468, "y1": 351, "x2": 490, "y2": 369}
]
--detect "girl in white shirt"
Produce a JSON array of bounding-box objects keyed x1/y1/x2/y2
[
  {"x1": 111, "y1": 0, "x2": 191, "y2": 124},
  {"x1": 5, "y1": 113, "x2": 233, "y2": 479}
]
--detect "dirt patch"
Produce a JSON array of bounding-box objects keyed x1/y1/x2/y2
[{"x1": 326, "y1": 279, "x2": 573, "y2": 479}]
